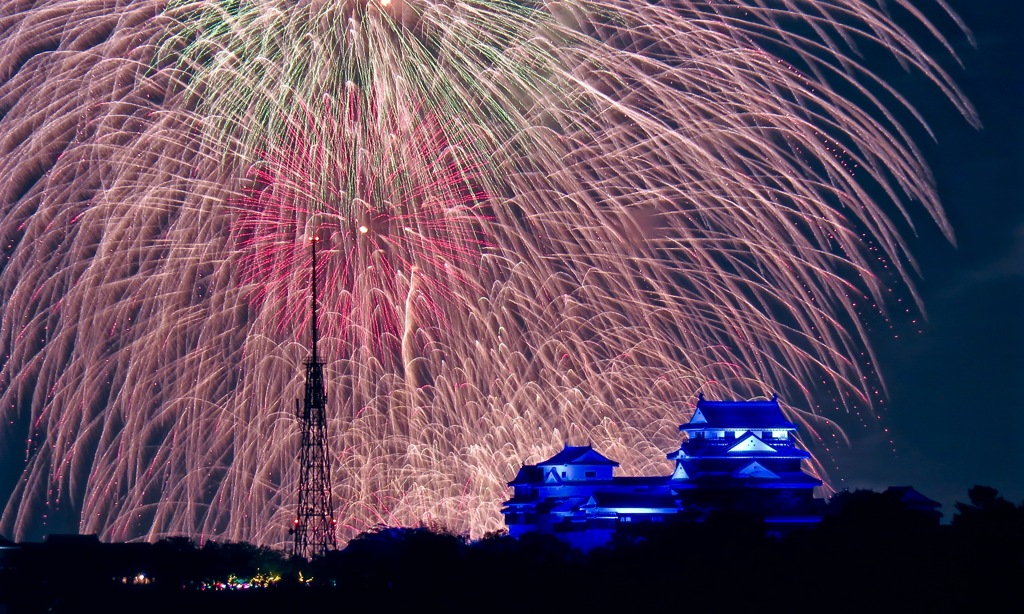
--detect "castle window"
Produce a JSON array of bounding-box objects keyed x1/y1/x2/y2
[{"x1": 585, "y1": 471, "x2": 596, "y2": 478}]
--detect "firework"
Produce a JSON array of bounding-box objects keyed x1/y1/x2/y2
[{"x1": 0, "y1": 1, "x2": 975, "y2": 547}]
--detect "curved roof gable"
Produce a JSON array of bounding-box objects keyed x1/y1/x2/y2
[
  {"x1": 734, "y1": 461, "x2": 780, "y2": 479},
  {"x1": 727, "y1": 434, "x2": 778, "y2": 454},
  {"x1": 681, "y1": 394, "x2": 796, "y2": 431},
  {"x1": 538, "y1": 445, "x2": 619, "y2": 468}
]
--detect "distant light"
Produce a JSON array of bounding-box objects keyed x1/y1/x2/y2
[{"x1": 359, "y1": 225, "x2": 368, "y2": 234}]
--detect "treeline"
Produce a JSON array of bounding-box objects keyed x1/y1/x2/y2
[{"x1": 1, "y1": 485, "x2": 1021, "y2": 613}]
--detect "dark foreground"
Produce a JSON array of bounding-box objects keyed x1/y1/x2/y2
[{"x1": 2, "y1": 486, "x2": 1021, "y2": 613}]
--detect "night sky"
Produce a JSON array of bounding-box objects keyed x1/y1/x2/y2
[{"x1": 832, "y1": 1, "x2": 1024, "y2": 515}]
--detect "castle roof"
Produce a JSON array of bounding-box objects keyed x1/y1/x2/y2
[
  {"x1": 537, "y1": 445, "x2": 619, "y2": 468},
  {"x1": 670, "y1": 470, "x2": 823, "y2": 491},
  {"x1": 681, "y1": 394, "x2": 796, "y2": 431},
  {"x1": 507, "y1": 445, "x2": 620, "y2": 487}
]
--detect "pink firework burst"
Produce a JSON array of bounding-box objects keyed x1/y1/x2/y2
[{"x1": 232, "y1": 92, "x2": 492, "y2": 367}]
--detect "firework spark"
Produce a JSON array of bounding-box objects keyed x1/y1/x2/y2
[{"x1": 0, "y1": 1, "x2": 975, "y2": 547}]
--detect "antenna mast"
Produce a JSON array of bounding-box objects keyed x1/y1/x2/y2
[{"x1": 292, "y1": 232, "x2": 337, "y2": 558}]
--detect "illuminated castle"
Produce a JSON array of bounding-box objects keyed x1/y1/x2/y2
[{"x1": 502, "y1": 395, "x2": 825, "y2": 551}]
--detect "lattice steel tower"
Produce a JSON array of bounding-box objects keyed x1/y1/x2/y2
[{"x1": 292, "y1": 233, "x2": 337, "y2": 558}]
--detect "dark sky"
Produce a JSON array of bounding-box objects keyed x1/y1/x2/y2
[{"x1": 832, "y1": 1, "x2": 1024, "y2": 516}]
